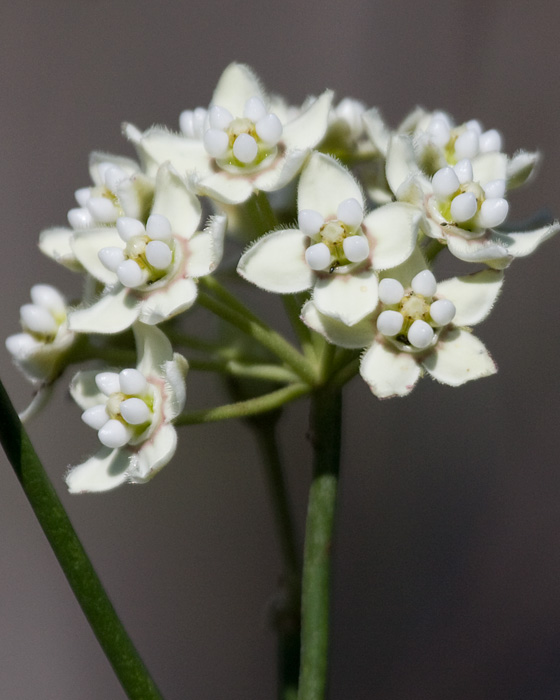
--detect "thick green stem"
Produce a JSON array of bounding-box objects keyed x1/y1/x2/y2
[
  {"x1": 0, "y1": 379, "x2": 164, "y2": 700},
  {"x1": 298, "y1": 386, "x2": 342, "y2": 700}
]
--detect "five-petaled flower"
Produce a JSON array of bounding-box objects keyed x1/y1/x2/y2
[
  {"x1": 66, "y1": 323, "x2": 188, "y2": 492},
  {"x1": 237, "y1": 151, "x2": 421, "y2": 326},
  {"x1": 124, "y1": 62, "x2": 333, "y2": 205},
  {"x1": 68, "y1": 163, "x2": 226, "y2": 334},
  {"x1": 302, "y1": 261, "x2": 503, "y2": 398}
]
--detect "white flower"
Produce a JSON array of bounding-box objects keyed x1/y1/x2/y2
[
  {"x1": 385, "y1": 134, "x2": 559, "y2": 268},
  {"x1": 238, "y1": 152, "x2": 421, "y2": 326},
  {"x1": 302, "y1": 262, "x2": 503, "y2": 398},
  {"x1": 39, "y1": 152, "x2": 154, "y2": 271},
  {"x1": 68, "y1": 163, "x2": 226, "y2": 334},
  {"x1": 66, "y1": 323, "x2": 188, "y2": 492},
  {"x1": 124, "y1": 63, "x2": 333, "y2": 204},
  {"x1": 6, "y1": 284, "x2": 75, "y2": 384}
]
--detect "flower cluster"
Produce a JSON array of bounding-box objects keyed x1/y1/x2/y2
[{"x1": 6, "y1": 62, "x2": 558, "y2": 489}]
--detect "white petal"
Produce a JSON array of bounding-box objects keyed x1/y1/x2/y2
[
  {"x1": 70, "y1": 370, "x2": 107, "y2": 410},
  {"x1": 360, "y1": 340, "x2": 421, "y2": 398},
  {"x1": 298, "y1": 152, "x2": 363, "y2": 218},
  {"x1": 184, "y1": 230, "x2": 219, "y2": 278},
  {"x1": 128, "y1": 424, "x2": 178, "y2": 483},
  {"x1": 253, "y1": 149, "x2": 309, "y2": 193},
  {"x1": 362, "y1": 107, "x2": 391, "y2": 155},
  {"x1": 151, "y1": 164, "x2": 201, "y2": 239},
  {"x1": 422, "y1": 329, "x2": 496, "y2": 386},
  {"x1": 124, "y1": 123, "x2": 209, "y2": 178},
  {"x1": 137, "y1": 277, "x2": 198, "y2": 325},
  {"x1": 490, "y1": 222, "x2": 560, "y2": 258},
  {"x1": 210, "y1": 63, "x2": 266, "y2": 118},
  {"x1": 436, "y1": 269, "x2": 503, "y2": 326},
  {"x1": 446, "y1": 233, "x2": 511, "y2": 268},
  {"x1": 66, "y1": 447, "x2": 130, "y2": 493},
  {"x1": 385, "y1": 134, "x2": 420, "y2": 196},
  {"x1": 282, "y1": 90, "x2": 333, "y2": 149},
  {"x1": 68, "y1": 287, "x2": 139, "y2": 334},
  {"x1": 71, "y1": 228, "x2": 123, "y2": 284},
  {"x1": 237, "y1": 229, "x2": 314, "y2": 293},
  {"x1": 162, "y1": 354, "x2": 189, "y2": 419},
  {"x1": 471, "y1": 152, "x2": 507, "y2": 186},
  {"x1": 133, "y1": 323, "x2": 173, "y2": 379},
  {"x1": 362, "y1": 202, "x2": 420, "y2": 270},
  {"x1": 313, "y1": 270, "x2": 378, "y2": 326},
  {"x1": 39, "y1": 227, "x2": 80, "y2": 270},
  {"x1": 196, "y1": 170, "x2": 254, "y2": 204},
  {"x1": 301, "y1": 301, "x2": 374, "y2": 349}
]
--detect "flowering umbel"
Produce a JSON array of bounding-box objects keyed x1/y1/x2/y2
[{"x1": 5, "y1": 62, "x2": 559, "y2": 490}]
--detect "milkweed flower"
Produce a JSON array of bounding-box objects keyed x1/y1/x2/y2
[
  {"x1": 39, "y1": 152, "x2": 154, "y2": 271},
  {"x1": 66, "y1": 323, "x2": 188, "y2": 492},
  {"x1": 68, "y1": 163, "x2": 226, "y2": 334},
  {"x1": 238, "y1": 151, "x2": 421, "y2": 326},
  {"x1": 302, "y1": 263, "x2": 503, "y2": 398},
  {"x1": 385, "y1": 134, "x2": 559, "y2": 268},
  {"x1": 6, "y1": 284, "x2": 75, "y2": 384},
  {"x1": 124, "y1": 62, "x2": 333, "y2": 204}
]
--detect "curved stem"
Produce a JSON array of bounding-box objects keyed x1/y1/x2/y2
[
  {"x1": 298, "y1": 386, "x2": 342, "y2": 700},
  {"x1": 0, "y1": 379, "x2": 164, "y2": 700},
  {"x1": 175, "y1": 382, "x2": 311, "y2": 426}
]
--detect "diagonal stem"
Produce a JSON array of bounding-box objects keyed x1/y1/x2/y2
[{"x1": 0, "y1": 378, "x2": 165, "y2": 700}]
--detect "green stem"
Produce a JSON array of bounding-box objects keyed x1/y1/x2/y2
[
  {"x1": 282, "y1": 294, "x2": 318, "y2": 363},
  {"x1": 197, "y1": 292, "x2": 318, "y2": 386},
  {"x1": 175, "y1": 383, "x2": 311, "y2": 426},
  {"x1": 0, "y1": 379, "x2": 164, "y2": 700},
  {"x1": 298, "y1": 386, "x2": 342, "y2": 700},
  {"x1": 189, "y1": 359, "x2": 299, "y2": 383},
  {"x1": 248, "y1": 415, "x2": 301, "y2": 700}
]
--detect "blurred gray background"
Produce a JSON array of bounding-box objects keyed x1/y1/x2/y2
[{"x1": 2, "y1": 1, "x2": 560, "y2": 698}]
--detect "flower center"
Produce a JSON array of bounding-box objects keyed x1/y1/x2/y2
[
  {"x1": 202, "y1": 97, "x2": 283, "y2": 171},
  {"x1": 431, "y1": 160, "x2": 508, "y2": 232},
  {"x1": 98, "y1": 214, "x2": 175, "y2": 289},
  {"x1": 300, "y1": 198, "x2": 369, "y2": 272},
  {"x1": 81, "y1": 368, "x2": 155, "y2": 449},
  {"x1": 376, "y1": 271, "x2": 456, "y2": 351}
]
